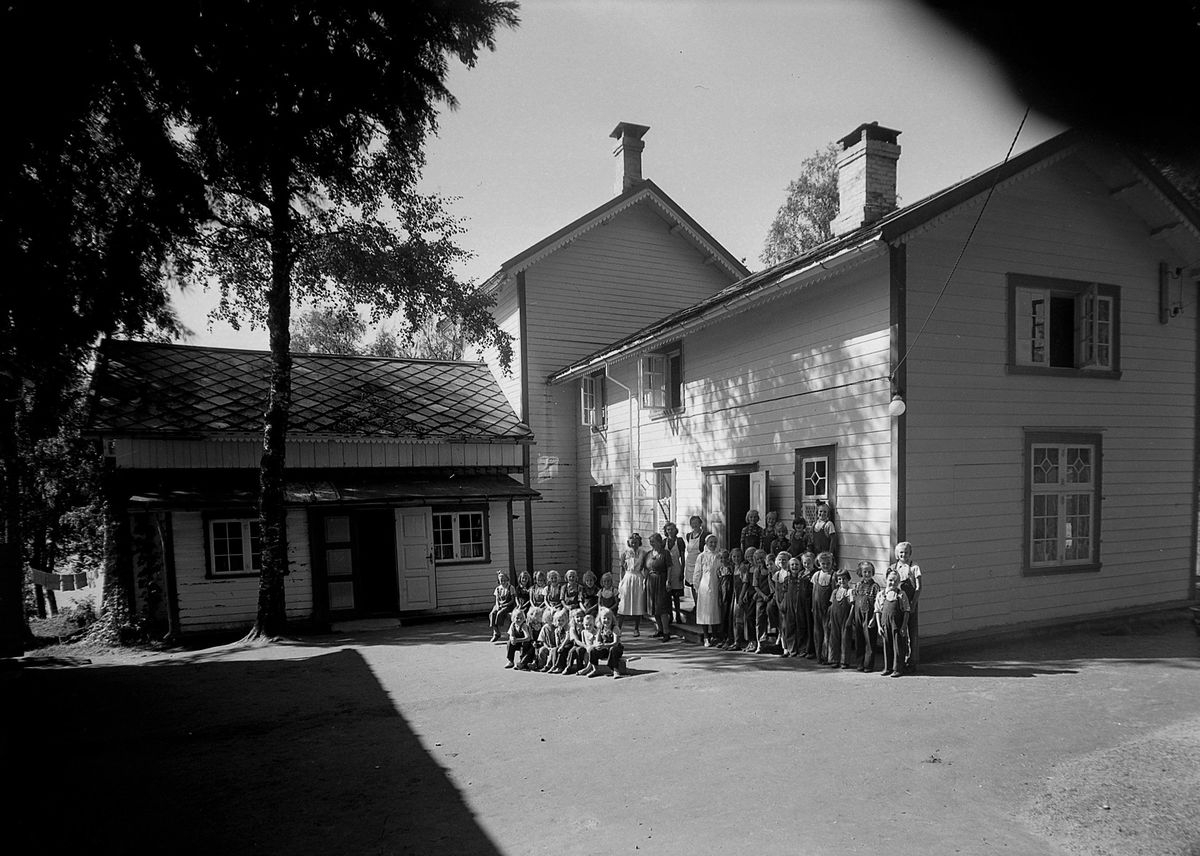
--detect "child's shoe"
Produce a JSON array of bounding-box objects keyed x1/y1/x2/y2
[
  {"x1": 504, "y1": 661, "x2": 514, "y2": 669},
  {"x1": 489, "y1": 631, "x2": 500, "y2": 643}
]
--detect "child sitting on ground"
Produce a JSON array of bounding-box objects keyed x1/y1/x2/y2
[
  {"x1": 505, "y1": 608, "x2": 535, "y2": 670},
  {"x1": 489, "y1": 570, "x2": 516, "y2": 642},
  {"x1": 564, "y1": 608, "x2": 588, "y2": 675},
  {"x1": 590, "y1": 607, "x2": 626, "y2": 677}
]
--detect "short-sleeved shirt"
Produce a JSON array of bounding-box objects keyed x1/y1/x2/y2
[
  {"x1": 873, "y1": 588, "x2": 911, "y2": 613},
  {"x1": 740, "y1": 523, "x2": 765, "y2": 552}
]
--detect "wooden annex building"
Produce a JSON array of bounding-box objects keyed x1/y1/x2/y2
[
  {"x1": 86, "y1": 340, "x2": 537, "y2": 635},
  {"x1": 481, "y1": 121, "x2": 1200, "y2": 643}
]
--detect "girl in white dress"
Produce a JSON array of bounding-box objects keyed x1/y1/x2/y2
[
  {"x1": 617, "y1": 533, "x2": 648, "y2": 636},
  {"x1": 693, "y1": 534, "x2": 724, "y2": 647}
]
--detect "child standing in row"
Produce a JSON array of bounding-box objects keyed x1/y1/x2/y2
[
  {"x1": 771, "y1": 550, "x2": 792, "y2": 656},
  {"x1": 849, "y1": 561, "x2": 881, "y2": 672},
  {"x1": 810, "y1": 552, "x2": 835, "y2": 663},
  {"x1": 890, "y1": 541, "x2": 923, "y2": 673},
  {"x1": 598, "y1": 572, "x2": 619, "y2": 613},
  {"x1": 731, "y1": 549, "x2": 752, "y2": 650},
  {"x1": 826, "y1": 569, "x2": 854, "y2": 668},
  {"x1": 581, "y1": 570, "x2": 599, "y2": 616},
  {"x1": 874, "y1": 569, "x2": 911, "y2": 677}
]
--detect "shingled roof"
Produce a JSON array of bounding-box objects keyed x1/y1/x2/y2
[{"x1": 88, "y1": 340, "x2": 533, "y2": 443}]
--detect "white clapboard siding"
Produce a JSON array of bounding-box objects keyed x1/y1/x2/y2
[
  {"x1": 113, "y1": 438, "x2": 520, "y2": 470},
  {"x1": 512, "y1": 201, "x2": 739, "y2": 576},
  {"x1": 575, "y1": 256, "x2": 897, "y2": 577},
  {"x1": 903, "y1": 155, "x2": 1196, "y2": 638},
  {"x1": 170, "y1": 508, "x2": 313, "y2": 634}
]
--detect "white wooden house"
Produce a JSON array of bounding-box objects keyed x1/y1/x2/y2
[
  {"x1": 478, "y1": 123, "x2": 749, "y2": 579},
  {"x1": 535, "y1": 122, "x2": 1200, "y2": 641},
  {"x1": 86, "y1": 340, "x2": 537, "y2": 635}
]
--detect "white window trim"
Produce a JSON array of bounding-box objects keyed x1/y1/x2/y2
[
  {"x1": 1009, "y1": 274, "x2": 1121, "y2": 377},
  {"x1": 207, "y1": 517, "x2": 261, "y2": 577},
  {"x1": 639, "y1": 345, "x2": 683, "y2": 413},
  {"x1": 580, "y1": 372, "x2": 606, "y2": 429},
  {"x1": 1024, "y1": 431, "x2": 1103, "y2": 575},
  {"x1": 432, "y1": 508, "x2": 488, "y2": 564}
]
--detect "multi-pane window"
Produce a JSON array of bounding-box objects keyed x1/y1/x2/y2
[
  {"x1": 795, "y1": 445, "x2": 836, "y2": 527},
  {"x1": 580, "y1": 372, "x2": 606, "y2": 429},
  {"x1": 1009, "y1": 274, "x2": 1120, "y2": 375},
  {"x1": 209, "y1": 518, "x2": 262, "y2": 576},
  {"x1": 432, "y1": 509, "x2": 487, "y2": 562},
  {"x1": 1026, "y1": 432, "x2": 1102, "y2": 573},
  {"x1": 641, "y1": 345, "x2": 683, "y2": 411}
]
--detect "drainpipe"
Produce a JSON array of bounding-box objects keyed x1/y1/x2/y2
[{"x1": 602, "y1": 366, "x2": 640, "y2": 537}]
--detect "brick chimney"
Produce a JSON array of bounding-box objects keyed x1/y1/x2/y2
[
  {"x1": 610, "y1": 122, "x2": 650, "y2": 194},
  {"x1": 831, "y1": 122, "x2": 901, "y2": 236}
]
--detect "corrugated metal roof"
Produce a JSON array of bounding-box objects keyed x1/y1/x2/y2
[{"x1": 88, "y1": 340, "x2": 533, "y2": 443}]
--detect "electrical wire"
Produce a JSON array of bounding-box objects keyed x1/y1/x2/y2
[{"x1": 892, "y1": 106, "x2": 1031, "y2": 380}]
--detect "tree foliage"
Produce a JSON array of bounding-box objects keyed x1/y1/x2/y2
[
  {"x1": 143, "y1": 2, "x2": 518, "y2": 638},
  {"x1": 0, "y1": 5, "x2": 208, "y2": 652},
  {"x1": 292, "y1": 305, "x2": 465, "y2": 361},
  {"x1": 760, "y1": 143, "x2": 839, "y2": 268}
]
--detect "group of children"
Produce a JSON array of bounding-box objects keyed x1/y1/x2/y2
[
  {"x1": 489, "y1": 569, "x2": 626, "y2": 677},
  {"x1": 488, "y1": 541, "x2": 923, "y2": 678}
]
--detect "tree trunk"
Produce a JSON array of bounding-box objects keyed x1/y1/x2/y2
[
  {"x1": 248, "y1": 160, "x2": 294, "y2": 641},
  {"x1": 0, "y1": 368, "x2": 28, "y2": 655},
  {"x1": 100, "y1": 474, "x2": 134, "y2": 639}
]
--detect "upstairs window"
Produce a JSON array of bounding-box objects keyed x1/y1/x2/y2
[
  {"x1": 641, "y1": 345, "x2": 683, "y2": 411},
  {"x1": 1008, "y1": 274, "x2": 1120, "y2": 377},
  {"x1": 580, "y1": 372, "x2": 607, "y2": 429}
]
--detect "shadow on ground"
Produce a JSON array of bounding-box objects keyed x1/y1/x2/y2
[{"x1": 5, "y1": 649, "x2": 502, "y2": 856}]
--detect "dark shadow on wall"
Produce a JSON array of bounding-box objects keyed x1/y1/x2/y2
[{"x1": 6, "y1": 648, "x2": 503, "y2": 856}]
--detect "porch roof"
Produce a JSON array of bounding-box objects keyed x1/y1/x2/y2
[{"x1": 123, "y1": 469, "x2": 539, "y2": 509}]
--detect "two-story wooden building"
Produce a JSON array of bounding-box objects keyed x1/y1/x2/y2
[
  {"x1": 478, "y1": 122, "x2": 749, "y2": 579},
  {"x1": 501, "y1": 122, "x2": 1200, "y2": 641},
  {"x1": 86, "y1": 340, "x2": 537, "y2": 635}
]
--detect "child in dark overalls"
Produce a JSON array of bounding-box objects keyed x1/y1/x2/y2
[
  {"x1": 850, "y1": 561, "x2": 881, "y2": 672},
  {"x1": 731, "y1": 550, "x2": 752, "y2": 651},
  {"x1": 827, "y1": 568, "x2": 854, "y2": 667},
  {"x1": 874, "y1": 570, "x2": 911, "y2": 677},
  {"x1": 772, "y1": 551, "x2": 793, "y2": 656},
  {"x1": 797, "y1": 552, "x2": 816, "y2": 658},
  {"x1": 811, "y1": 552, "x2": 835, "y2": 663}
]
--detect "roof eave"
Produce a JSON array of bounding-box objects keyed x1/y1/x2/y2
[{"x1": 547, "y1": 233, "x2": 886, "y2": 385}]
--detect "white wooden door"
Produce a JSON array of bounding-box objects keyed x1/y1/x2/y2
[
  {"x1": 750, "y1": 470, "x2": 769, "y2": 522},
  {"x1": 704, "y1": 473, "x2": 726, "y2": 549},
  {"x1": 395, "y1": 507, "x2": 436, "y2": 610}
]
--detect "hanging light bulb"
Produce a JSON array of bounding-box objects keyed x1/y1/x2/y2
[{"x1": 888, "y1": 393, "x2": 906, "y2": 418}]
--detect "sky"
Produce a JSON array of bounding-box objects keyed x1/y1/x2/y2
[{"x1": 173, "y1": 0, "x2": 1065, "y2": 351}]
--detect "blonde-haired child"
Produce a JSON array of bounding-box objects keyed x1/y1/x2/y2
[
  {"x1": 874, "y1": 570, "x2": 911, "y2": 678},
  {"x1": 591, "y1": 607, "x2": 626, "y2": 677},
  {"x1": 811, "y1": 551, "x2": 835, "y2": 663},
  {"x1": 538, "y1": 607, "x2": 569, "y2": 673},
  {"x1": 505, "y1": 608, "x2": 535, "y2": 670},
  {"x1": 489, "y1": 570, "x2": 516, "y2": 643},
  {"x1": 581, "y1": 570, "x2": 600, "y2": 616},
  {"x1": 545, "y1": 570, "x2": 564, "y2": 611},
  {"x1": 598, "y1": 572, "x2": 619, "y2": 613},
  {"x1": 890, "y1": 541, "x2": 923, "y2": 673},
  {"x1": 564, "y1": 608, "x2": 588, "y2": 675}
]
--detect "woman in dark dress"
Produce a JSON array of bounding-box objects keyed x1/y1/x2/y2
[{"x1": 642, "y1": 532, "x2": 675, "y2": 642}]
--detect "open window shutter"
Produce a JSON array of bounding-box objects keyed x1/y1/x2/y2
[
  {"x1": 1077, "y1": 283, "x2": 1099, "y2": 368},
  {"x1": 580, "y1": 376, "x2": 595, "y2": 426},
  {"x1": 641, "y1": 354, "x2": 667, "y2": 409},
  {"x1": 1015, "y1": 287, "x2": 1047, "y2": 367}
]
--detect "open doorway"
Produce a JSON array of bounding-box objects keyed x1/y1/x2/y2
[
  {"x1": 590, "y1": 485, "x2": 614, "y2": 580},
  {"x1": 702, "y1": 466, "x2": 754, "y2": 550}
]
